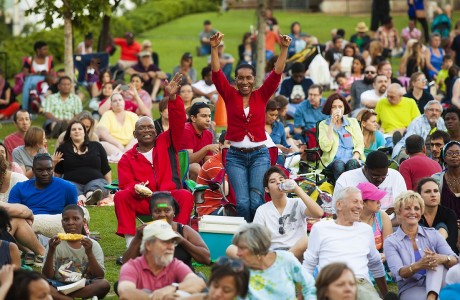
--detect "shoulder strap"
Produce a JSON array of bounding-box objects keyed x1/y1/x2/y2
[{"x1": 177, "y1": 223, "x2": 184, "y2": 236}]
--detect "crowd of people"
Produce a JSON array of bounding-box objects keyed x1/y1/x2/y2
[{"x1": 2, "y1": 3, "x2": 460, "y2": 300}]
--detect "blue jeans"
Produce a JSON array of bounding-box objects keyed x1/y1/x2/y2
[
  {"x1": 22, "y1": 75, "x2": 44, "y2": 112},
  {"x1": 200, "y1": 45, "x2": 211, "y2": 56},
  {"x1": 225, "y1": 147, "x2": 270, "y2": 222}
]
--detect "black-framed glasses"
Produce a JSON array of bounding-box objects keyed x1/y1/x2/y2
[
  {"x1": 215, "y1": 256, "x2": 245, "y2": 272},
  {"x1": 364, "y1": 70, "x2": 376, "y2": 74}
]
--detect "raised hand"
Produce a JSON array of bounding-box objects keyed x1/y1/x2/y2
[
  {"x1": 164, "y1": 73, "x2": 183, "y2": 96},
  {"x1": 52, "y1": 151, "x2": 64, "y2": 166},
  {"x1": 210, "y1": 32, "x2": 224, "y2": 48},
  {"x1": 279, "y1": 35, "x2": 292, "y2": 48}
]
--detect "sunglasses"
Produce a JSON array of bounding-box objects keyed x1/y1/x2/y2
[
  {"x1": 215, "y1": 256, "x2": 245, "y2": 272},
  {"x1": 365, "y1": 70, "x2": 376, "y2": 74},
  {"x1": 278, "y1": 215, "x2": 288, "y2": 235}
]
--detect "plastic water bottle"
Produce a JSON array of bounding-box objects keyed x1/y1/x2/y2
[{"x1": 279, "y1": 179, "x2": 297, "y2": 192}]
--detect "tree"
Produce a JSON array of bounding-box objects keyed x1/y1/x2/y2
[
  {"x1": 255, "y1": 0, "x2": 267, "y2": 87},
  {"x1": 97, "y1": 0, "x2": 122, "y2": 53},
  {"x1": 26, "y1": 0, "x2": 113, "y2": 79}
]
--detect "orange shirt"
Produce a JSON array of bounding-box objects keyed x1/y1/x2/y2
[
  {"x1": 196, "y1": 152, "x2": 226, "y2": 216},
  {"x1": 265, "y1": 31, "x2": 279, "y2": 53}
]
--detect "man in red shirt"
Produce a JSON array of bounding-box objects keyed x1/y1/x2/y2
[
  {"x1": 114, "y1": 74, "x2": 194, "y2": 248},
  {"x1": 180, "y1": 102, "x2": 218, "y2": 181},
  {"x1": 399, "y1": 134, "x2": 442, "y2": 190},
  {"x1": 3, "y1": 110, "x2": 31, "y2": 162},
  {"x1": 114, "y1": 32, "x2": 141, "y2": 70}
]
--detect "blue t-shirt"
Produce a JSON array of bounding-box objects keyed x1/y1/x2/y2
[
  {"x1": 8, "y1": 178, "x2": 78, "y2": 215},
  {"x1": 269, "y1": 121, "x2": 289, "y2": 147},
  {"x1": 365, "y1": 131, "x2": 386, "y2": 156},
  {"x1": 294, "y1": 98, "x2": 327, "y2": 131}
]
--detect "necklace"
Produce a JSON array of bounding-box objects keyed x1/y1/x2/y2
[
  {"x1": 360, "y1": 213, "x2": 374, "y2": 225},
  {"x1": 445, "y1": 172, "x2": 460, "y2": 193}
]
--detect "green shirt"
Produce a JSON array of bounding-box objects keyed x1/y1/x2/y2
[{"x1": 44, "y1": 92, "x2": 82, "y2": 120}]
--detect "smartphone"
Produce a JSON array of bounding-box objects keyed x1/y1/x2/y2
[{"x1": 121, "y1": 85, "x2": 129, "y2": 91}]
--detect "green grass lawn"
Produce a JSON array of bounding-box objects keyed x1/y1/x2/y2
[{"x1": 1, "y1": 8, "x2": 438, "y2": 298}]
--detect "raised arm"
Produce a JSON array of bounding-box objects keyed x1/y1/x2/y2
[
  {"x1": 274, "y1": 35, "x2": 292, "y2": 74},
  {"x1": 164, "y1": 73, "x2": 186, "y2": 152},
  {"x1": 210, "y1": 32, "x2": 224, "y2": 72}
]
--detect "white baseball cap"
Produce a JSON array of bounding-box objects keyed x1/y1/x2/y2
[{"x1": 142, "y1": 220, "x2": 180, "y2": 243}]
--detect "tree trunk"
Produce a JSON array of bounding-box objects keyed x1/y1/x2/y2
[
  {"x1": 98, "y1": 14, "x2": 111, "y2": 53},
  {"x1": 255, "y1": 0, "x2": 266, "y2": 88},
  {"x1": 63, "y1": 16, "x2": 74, "y2": 80}
]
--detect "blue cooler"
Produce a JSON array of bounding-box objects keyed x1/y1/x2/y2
[{"x1": 198, "y1": 215, "x2": 247, "y2": 261}]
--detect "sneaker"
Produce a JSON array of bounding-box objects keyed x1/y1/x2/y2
[
  {"x1": 86, "y1": 189, "x2": 103, "y2": 206},
  {"x1": 34, "y1": 254, "x2": 45, "y2": 268},
  {"x1": 22, "y1": 252, "x2": 35, "y2": 266}
]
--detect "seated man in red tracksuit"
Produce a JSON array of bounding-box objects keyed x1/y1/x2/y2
[{"x1": 114, "y1": 73, "x2": 194, "y2": 248}]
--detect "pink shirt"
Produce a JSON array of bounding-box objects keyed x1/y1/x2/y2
[
  {"x1": 3, "y1": 132, "x2": 24, "y2": 162},
  {"x1": 119, "y1": 256, "x2": 191, "y2": 291},
  {"x1": 399, "y1": 153, "x2": 442, "y2": 190}
]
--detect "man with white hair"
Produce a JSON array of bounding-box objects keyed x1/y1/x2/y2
[
  {"x1": 303, "y1": 186, "x2": 388, "y2": 300},
  {"x1": 392, "y1": 100, "x2": 446, "y2": 159},
  {"x1": 118, "y1": 220, "x2": 205, "y2": 300},
  {"x1": 375, "y1": 83, "x2": 420, "y2": 146}
]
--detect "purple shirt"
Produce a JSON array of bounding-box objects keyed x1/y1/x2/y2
[
  {"x1": 119, "y1": 256, "x2": 192, "y2": 291},
  {"x1": 384, "y1": 225, "x2": 457, "y2": 296}
]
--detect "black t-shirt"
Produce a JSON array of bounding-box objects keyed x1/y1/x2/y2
[
  {"x1": 419, "y1": 204, "x2": 459, "y2": 254},
  {"x1": 404, "y1": 90, "x2": 434, "y2": 114},
  {"x1": 325, "y1": 49, "x2": 342, "y2": 68},
  {"x1": 0, "y1": 81, "x2": 16, "y2": 109},
  {"x1": 54, "y1": 141, "x2": 111, "y2": 184}
]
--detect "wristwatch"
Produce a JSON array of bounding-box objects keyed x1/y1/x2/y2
[
  {"x1": 171, "y1": 282, "x2": 180, "y2": 291},
  {"x1": 446, "y1": 255, "x2": 451, "y2": 263}
]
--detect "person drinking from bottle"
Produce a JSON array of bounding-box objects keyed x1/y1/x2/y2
[
  {"x1": 210, "y1": 31, "x2": 291, "y2": 222},
  {"x1": 318, "y1": 93, "x2": 365, "y2": 181},
  {"x1": 227, "y1": 166, "x2": 323, "y2": 260}
]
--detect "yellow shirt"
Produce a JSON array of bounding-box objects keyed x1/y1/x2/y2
[
  {"x1": 375, "y1": 97, "x2": 420, "y2": 134},
  {"x1": 97, "y1": 110, "x2": 139, "y2": 146}
]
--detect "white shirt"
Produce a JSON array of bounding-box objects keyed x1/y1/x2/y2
[
  {"x1": 253, "y1": 198, "x2": 307, "y2": 249},
  {"x1": 192, "y1": 80, "x2": 217, "y2": 95},
  {"x1": 333, "y1": 167, "x2": 407, "y2": 210},
  {"x1": 360, "y1": 89, "x2": 386, "y2": 109},
  {"x1": 303, "y1": 220, "x2": 385, "y2": 283}
]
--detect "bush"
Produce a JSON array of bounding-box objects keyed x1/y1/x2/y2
[
  {"x1": 111, "y1": 0, "x2": 218, "y2": 37},
  {"x1": 0, "y1": 0, "x2": 218, "y2": 79}
]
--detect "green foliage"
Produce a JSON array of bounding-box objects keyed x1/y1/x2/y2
[{"x1": 113, "y1": 0, "x2": 219, "y2": 37}]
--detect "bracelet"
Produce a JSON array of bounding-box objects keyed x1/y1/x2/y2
[{"x1": 409, "y1": 264, "x2": 413, "y2": 273}]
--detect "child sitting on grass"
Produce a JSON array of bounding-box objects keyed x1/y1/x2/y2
[{"x1": 42, "y1": 204, "x2": 110, "y2": 300}]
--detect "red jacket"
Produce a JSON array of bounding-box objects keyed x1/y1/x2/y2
[
  {"x1": 118, "y1": 96, "x2": 186, "y2": 197},
  {"x1": 212, "y1": 69, "x2": 281, "y2": 142}
]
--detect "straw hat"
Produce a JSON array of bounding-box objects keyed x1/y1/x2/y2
[{"x1": 355, "y1": 22, "x2": 369, "y2": 33}]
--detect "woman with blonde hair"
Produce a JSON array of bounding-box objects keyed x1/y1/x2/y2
[
  {"x1": 399, "y1": 39, "x2": 418, "y2": 76},
  {"x1": 363, "y1": 40, "x2": 384, "y2": 66},
  {"x1": 384, "y1": 191, "x2": 458, "y2": 300},
  {"x1": 357, "y1": 109, "x2": 385, "y2": 156},
  {"x1": 405, "y1": 41, "x2": 427, "y2": 78},
  {"x1": 404, "y1": 72, "x2": 434, "y2": 113}
]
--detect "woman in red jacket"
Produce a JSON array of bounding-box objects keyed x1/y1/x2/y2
[{"x1": 210, "y1": 32, "x2": 291, "y2": 221}]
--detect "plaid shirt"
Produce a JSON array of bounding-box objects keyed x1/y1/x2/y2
[{"x1": 44, "y1": 92, "x2": 82, "y2": 120}]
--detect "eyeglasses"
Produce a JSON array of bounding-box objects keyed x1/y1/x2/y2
[
  {"x1": 426, "y1": 108, "x2": 442, "y2": 113},
  {"x1": 159, "y1": 239, "x2": 178, "y2": 246},
  {"x1": 364, "y1": 70, "x2": 376, "y2": 74},
  {"x1": 215, "y1": 256, "x2": 245, "y2": 272},
  {"x1": 367, "y1": 173, "x2": 389, "y2": 181},
  {"x1": 445, "y1": 151, "x2": 460, "y2": 157}
]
